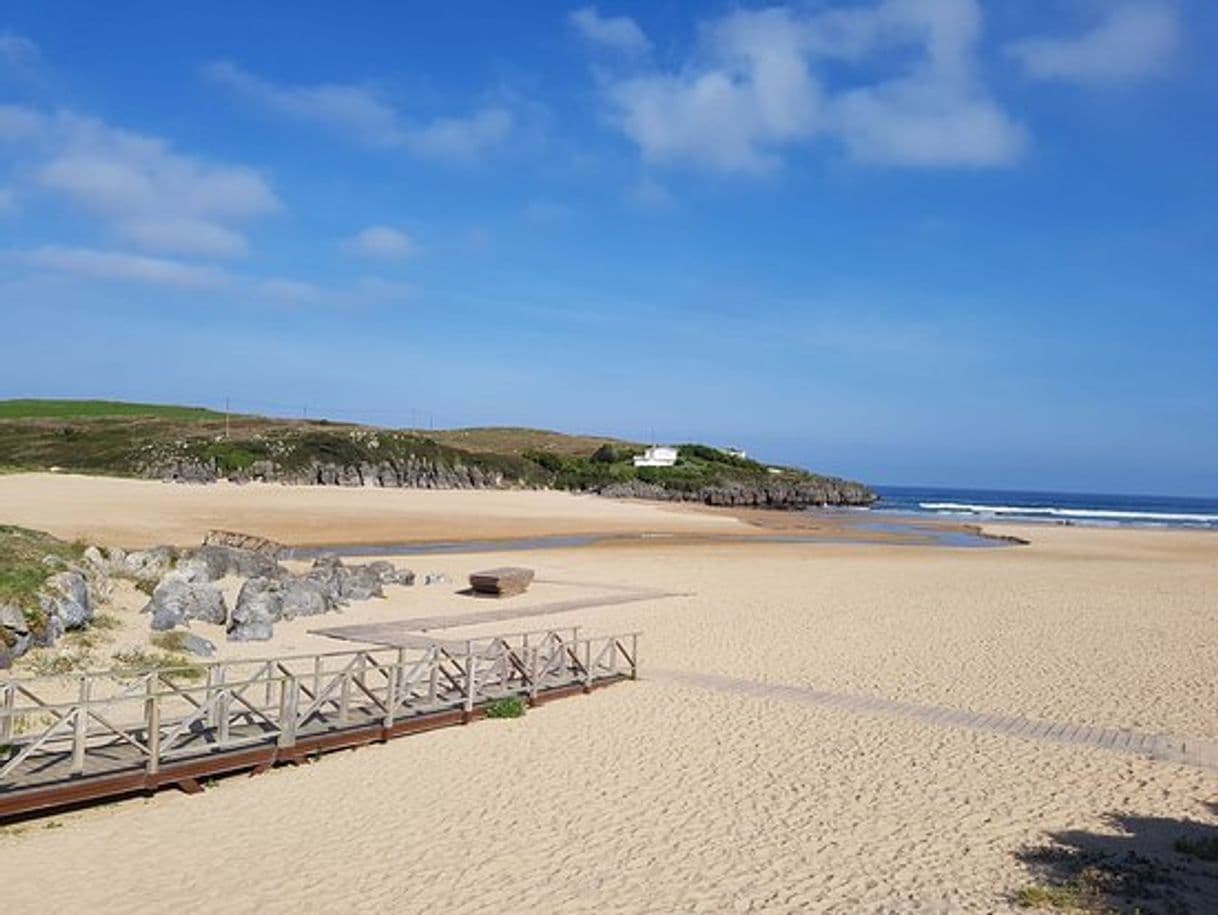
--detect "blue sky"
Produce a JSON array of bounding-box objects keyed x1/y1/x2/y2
[{"x1": 1, "y1": 1, "x2": 1215, "y2": 496}]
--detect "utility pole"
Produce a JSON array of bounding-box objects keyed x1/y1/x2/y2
[{"x1": 225, "y1": 397, "x2": 230, "y2": 440}]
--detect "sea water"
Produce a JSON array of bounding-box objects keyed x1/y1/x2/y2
[{"x1": 872, "y1": 486, "x2": 1218, "y2": 530}]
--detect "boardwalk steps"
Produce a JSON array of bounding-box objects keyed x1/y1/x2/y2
[{"x1": 0, "y1": 628, "x2": 639, "y2": 819}]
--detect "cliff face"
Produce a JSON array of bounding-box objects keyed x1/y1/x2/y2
[
  {"x1": 596, "y1": 478, "x2": 876, "y2": 509},
  {"x1": 146, "y1": 456, "x2": 876, "y2": 509},
  {"x1": 150, "y1": 457, "x2": 507, "y2": 490}
]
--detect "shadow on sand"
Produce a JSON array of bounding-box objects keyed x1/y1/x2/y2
[{"x1": 1013, "y1": 804, "x2": 1218, "y2": 913}]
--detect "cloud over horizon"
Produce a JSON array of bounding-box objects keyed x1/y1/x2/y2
[
  {"x1": 590, "y1": 0, "x2": 1026, "y2": 174},
  {"x1": 204, "y1": 61, "x2": 514, "y2": 161},
  {"x1": 0, "y1": 105, "x2": 279, "y2": 258},
  {"x1": 341, "y1": 225, "x2": 420, "y2": 260},
  {"x1": 1007, "y1": 1, "x2": 1181, "y2": 86},
  {"x1": 569, "y1": 7, "x2": 652, "y2": 56}
]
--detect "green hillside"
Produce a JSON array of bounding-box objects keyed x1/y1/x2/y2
[{"x1": 0, "y1": 399, "x2": 875, "y2": 506}]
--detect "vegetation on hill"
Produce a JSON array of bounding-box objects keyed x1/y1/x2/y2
[
  {"x1": 0, "y1": 399, "x2": 223, "y2": 421},
  {"x1": 0, "y1": 399, "x2": 875, "y2": 506},
  {"x1": 0, "y1": 525, "x2": 84, "y2": 614}
]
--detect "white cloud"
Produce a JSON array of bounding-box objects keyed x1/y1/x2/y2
[
  {"x1": 0, "y1": 106, "x2": 278, "y2": 257},
  {"x1": 116, "y1": 217, "x2": 248, "y2": 258},
  {"x1": 205, "y1": 61, "x2": 513, "y2": 160},
  {"x1": 1007, "y1": 2, "x2": 1180, "y2": 85},
  {"x1": 15, "y1": 245, "x2": 231, "y2": 289},
  {"x1": 406, "y1": 108, "x2": 512, "y2": 160},
  {"x1": 570, "y1": 7, "x2": 651, "y2": 55},
  {"x1": 256, "y1": 278, "x2": 322, "y2": 303},
  {"x1": 592, "y1": 0, "x2": 1024, "y2": 173},
  {"x1": 253, "y1": 275, "x2": 413, "y2": 308},
  {"x1": 341, "y1": 226, "x2": 419, "y2": 260}
]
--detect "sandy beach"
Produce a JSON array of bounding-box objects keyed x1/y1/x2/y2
[{"x1": 3, "y1": 475, "x2": 1217, "y2": 912}]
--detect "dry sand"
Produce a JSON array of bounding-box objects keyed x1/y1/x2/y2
[
  {"x1": 3, "y1": 477, "x2": 1218, "y2": 912},
  {"x1": 0, "y1": 472, "x2": 746, "y2": 547}
]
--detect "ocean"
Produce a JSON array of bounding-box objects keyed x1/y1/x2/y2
[{"x1": 871, "y1": 485, "x2": 1218, "y2": 530}]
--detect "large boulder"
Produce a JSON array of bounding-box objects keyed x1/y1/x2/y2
[
  {"x1": 339, "y1": 564, "x2": 384, "y2": 601},
  {"x1": 367, "y1": 560, "x2": 415, "y2": 586},
  {"x1": 227, "y1": 578, "x2": 281, "y2": 641},
  {"x1": 280, "y1": 577, "x2": 334, "y2": 619},
  {"x1": 143, "y1": 575, "x2": 228, "y2": 631},
  {"x1": 120, "y1": 546, "x2": 178, "y2": 583},
  {"x1": 0, "y1": 604, "x2": 32, "y2": 669},
  {"x1": 40, "y1": 570, "x2": 92, "y2": 630}
]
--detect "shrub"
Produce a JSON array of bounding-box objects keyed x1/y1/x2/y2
[{"x1": 484, "y1": 696, "x2": 526, "y2": 719}]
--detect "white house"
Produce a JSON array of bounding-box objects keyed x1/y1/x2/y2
[
  {"x1": 724, "y1": 447, "x2": 747, "y2": 459},
  {"x1": 633, "y1": 445, "x2": 679, "y2": 467}
]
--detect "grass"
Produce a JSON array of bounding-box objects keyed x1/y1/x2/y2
[
  {"x1": 1174, "y1": 834, "x2": 1218, "y2": 862},
  {"x1": 1014, "y1": 881, "x2": 1098, "y2": 911},
  {"x1": 149, "y1": 630, "x2": 198, "y2": 654},
  {"x1": 0, "y1": 525, "x2": 85, "y2": 624},
  {"x1": 0, "y1": 399, "x2": 223, "y2": 420},
  {"x1": 25, "y1": 649, "x2": 95, "y2": 676},
  {"x1": 484, "y1": 696, "x2": 527, "y2": 719},
  {"x1": 110, "y1": 647, "x2": 204, "y2": 682},
  {"x1": 0, "y1": 399, "x2": 874, "y2": 502}
]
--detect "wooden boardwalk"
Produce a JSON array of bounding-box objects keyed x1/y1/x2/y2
[
  {"x1": 0, "y1": 628, "x2": 639, "y2": 820},
  {"x1": 654, "y1": 669, "x2": 1218, "y2": 770}
]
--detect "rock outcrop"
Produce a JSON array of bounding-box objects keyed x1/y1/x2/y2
[
  {"x1": 0, "y1": 604, "x2": 32, "y2": 670},
  {"x1": 143, "y1": 575, "x2": 228, "y2": 630},
  {"x1": 39, "y1": 570, "x2": 92, "y2": 631},
  {"x1": 594, "y1": 477, "x2": 875, "y2": 510},
  {"x1": 227, "y1": 578, "x2": 281, "y2": 642}
]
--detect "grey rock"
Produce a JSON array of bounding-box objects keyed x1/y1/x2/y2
[
  {"x1": 31, "y1": 614, "x2": 63, "y2": 648},
  {"x1": 0, "y1": 604, "x2": 32, "y2": 667},
  {"x1": 227, "y1": 578, "x2": 281, "y2": 641},
  {"x1": 423, "y1": 572, "x2": 452, "y2": 586},
  {"x1": 40, "y1": 570, "x2": 92, "y2": 630},
  {"x1": 143, "y1": 575, "x2": 228, "y2": 630},
  {"x1": 82, "y1": 545, "x2": 107, "y2": 570},
  {"x1": 367, "y1": 560, "x2": 415, "y2": 586},
  {"x1": 175, "y1": 632, "x2": 217, "y2": 658},
  {"x1": 280, "y1": 577, "x2": 334, "y2": 619},
  {"x1": 122, "y1": 546, "x2": 178, "y2": 583},
  {"x1": 338, "y1": 565, "x2": 383, "y2": 601}
]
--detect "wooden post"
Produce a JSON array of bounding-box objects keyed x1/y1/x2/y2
[
  {"x1": 584, "y1": 640, "x2": 593, "y2": 690},
  {"x1": 278, "y1": 677, "x2": 298, "y2": 749},
  {"x1": 216, "y1": 666, "x2": 230, "y2": 744},
  {"x1": 0, "y1": 682, "x2": 14, "y2": 744},
  {"x1": 529, "y1": 646, "x2": 540, "y2": 703},
  {"x1": 631, "y1": 634, "x2": 639, "y2": 680},
  {"x1": 428, "y1": 647, "x2": 440, "y2": 706},
  {"x1": 146, "y1": 677, "x2": 161, "y2": 777},
  {"x1": 313, "y1": 655, "x2": 322, "y2": 703},
  {"x1": 70, "y1": 675, "x2": 90, "y2": 775},
  {"x1": 384, "y1": 653, "x2": 400, "y2": 730},
  {"x1": 463, "y1": 643, "x2": 476, "y2": 715},
  {"x1": 339, "y1": 669, "x2": 352, "y2": 724},
  {"x1": 204, "y1": 666, "x2": 215, "y2": 729}
]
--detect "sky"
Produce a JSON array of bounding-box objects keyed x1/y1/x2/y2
[{"x1": 1, "y1": 1, "x2": 1215, "y2": 496}]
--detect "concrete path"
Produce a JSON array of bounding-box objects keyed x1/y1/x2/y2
[{"x1": 652, "y1": 669, "x2": 1218, "y2": 771}]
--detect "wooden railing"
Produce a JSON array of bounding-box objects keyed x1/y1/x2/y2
[{"x1": 0, "y1": 629, "x2": 639, "y2": 796}]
